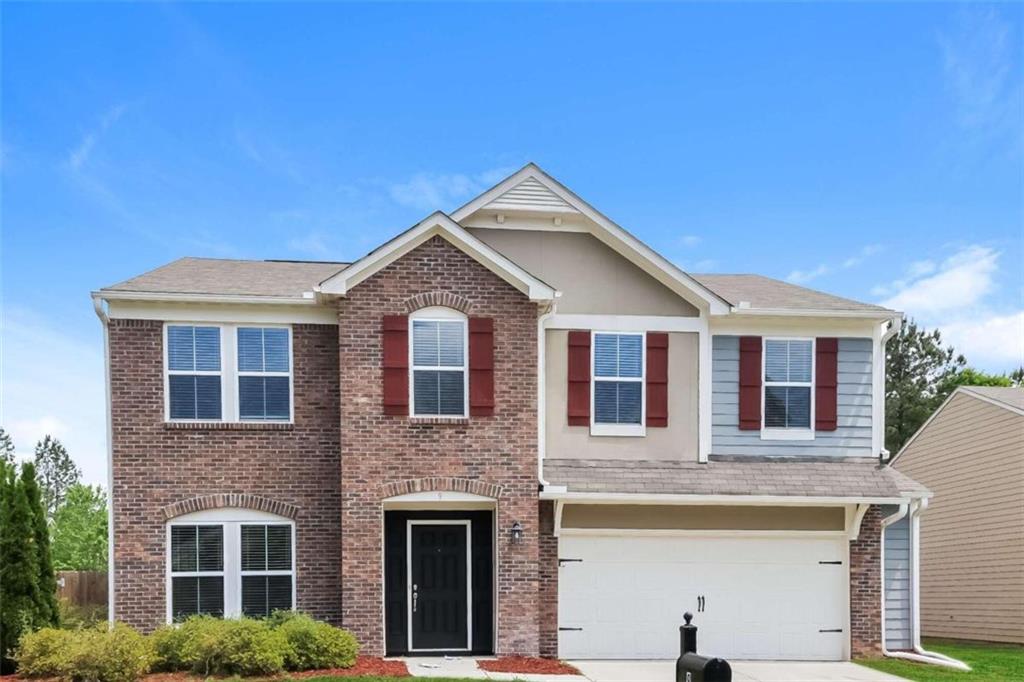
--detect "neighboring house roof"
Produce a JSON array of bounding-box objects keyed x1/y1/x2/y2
[
  {"x1": 317, "y1": 211, "x2": 558, "y2": 301},
  {"x1": 891, "y1": 385, "x2": 1024, "y2": 465},
  {"x1": 691, "y1": 273, "x2": 896, "y2": 318},
  {"x1": 543, "y1": 457, "x2": 928, "y2": 500},
  {"x1": 101, "y1": 257, "x2": 347, "y2": 301}
]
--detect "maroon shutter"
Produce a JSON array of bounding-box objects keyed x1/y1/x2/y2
[
  {"x1": 815, "y1": 337, "x2": 839, "y2": 431},
  {"x1": 738, "y1": 336, "x2": 762, "y2": 430},
  {"x1": 469, "y1": 317, "x2": 495, "y2": 416},
  {"x1": 646, "y1": 332, "x2": 669, "y2": 427},
  {"x1": 382, "y1": 315, "x2": 408, "y2": 415},
  {"x1": 567, "y1": 331, "x2": 591, "y2": 426}
]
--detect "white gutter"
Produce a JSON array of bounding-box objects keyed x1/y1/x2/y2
[
  {"x1": 728, "y1": 307, "x2": 901, "y2": 320},
  {"x1": 92, "y1": 296, "x2": 115, "y2": 627},
  {"x1": 94, "y1": 290, "x2": 322, "y2": 306},
  {"x1": 880, "y1": 500, "x2": 969, "y2": 670},
  {"x1": 539, "y1": 491, "x2": 914, "y2": 506}
]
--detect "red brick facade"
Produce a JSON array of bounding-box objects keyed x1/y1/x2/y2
[
  {"x1": 538, "y1": 501, "x2": 559, "y2": 658},
  {"x1": 850, "y1": 505, "x2": 884, "y2": 657},
  {"x1": 109, "y1": 320, "x2": 342, "y2": 630},
  {"x1": 338, "y1": 236, "x2": 541, "y2": 656}
]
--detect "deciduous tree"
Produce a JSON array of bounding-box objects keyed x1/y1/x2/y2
[{"x1": 52, "y1": 484, "x2": 108, "y2": 572}]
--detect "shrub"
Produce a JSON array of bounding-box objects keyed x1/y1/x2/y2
[
  {"x1": 17, "y1": 623, "x2": 152, "y2": 682},
  {"x1": 276, "y1": 613, "x2": 359, "y2": 670},
  {"x1": 58, "y1": 598, "x2": 107, "y2": 630},
  {"x1": 159, "y1": 616, "x2": 287, "y2": 676}
]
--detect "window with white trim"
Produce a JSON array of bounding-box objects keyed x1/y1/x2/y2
[
  {"x1": 167, "y1": 326, "x2": 223, "y2": 420},
  {"x1": 167, "y1": 511, "x2": 295, "y2": 622},
  {"x1": 164, "y1": 324, "x2": 292, "y2": 423},
  {"x1": 410, "y1": 308, "x2": 468, "y2": 417},
  {"x1": 237, "y1": 328, "x2": 291, "y2": 421},
  {"x1": 763, "y1": 338, "x2": 813, "y2": 430},
  {"x1": 592, "y1": 332, "x2": 644, "y2": 435}
]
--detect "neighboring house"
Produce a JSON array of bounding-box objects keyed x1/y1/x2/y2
[
  {"x1": 892, "y1": 386, "x2": 1024, "y2": 645},
  {"x1": 93, "y1": 164, "x2": 931, "y2": 662}
]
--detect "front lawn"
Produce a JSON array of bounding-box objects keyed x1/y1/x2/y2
[{"x1": 858, "y1": 639, "x2": 1024, "y2": 682}]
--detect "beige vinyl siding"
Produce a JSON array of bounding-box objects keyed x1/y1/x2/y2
[{"x1": 895, "y1": 392, "x2": 1024, "y2": 644}]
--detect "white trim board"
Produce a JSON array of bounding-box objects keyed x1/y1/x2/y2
[
  {"x1": 545, "y1": 314, "x2": 702, "y2": 333},
  {"x1": 104, "y1": 299, "x2": 337, "y2": 324},
  {"x1": 539, "y1": 491, "x2": 926, "y2": 506}
]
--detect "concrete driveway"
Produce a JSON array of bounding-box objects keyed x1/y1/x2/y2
[{"x1": 570, "y1": 660, "x2": 908, "y2": 682}]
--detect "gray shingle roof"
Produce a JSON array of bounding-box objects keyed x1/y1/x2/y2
[
  {"x1": 691, "y1": 274, "x2": 894, "y2": 315},
  {"x1": 102, "y1": 257, "x2": 348, "y2": 299},
  {"x1": 960, "y1": 386, "x2": 1024, "y2": 413},
  {"x1": 544, "y1": 457, "x2": 928, "y2": 499}
]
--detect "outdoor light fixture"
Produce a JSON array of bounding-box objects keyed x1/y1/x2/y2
[{"x1": 510, "y1": 521, "x2": 523, "y2": 545}]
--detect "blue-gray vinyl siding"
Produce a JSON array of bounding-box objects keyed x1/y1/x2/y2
[
  {"x1": 711, "y1": 336, "x2": 874, "y2": 457},
  {"x1": 883, "y1": 506, "x2": 913, "y2": 650}
]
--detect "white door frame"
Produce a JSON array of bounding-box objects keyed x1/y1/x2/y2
[{"x1": 406, "y1": 519, "x2": 473, "y2": 653}]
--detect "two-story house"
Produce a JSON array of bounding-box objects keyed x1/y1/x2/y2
[{"x1": 93, "y1": 164, "x2": 931, "y2": 663}]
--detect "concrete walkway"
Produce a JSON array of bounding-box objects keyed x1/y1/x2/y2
[
  {"x1": 401, "y1": 656, "x2": 907, "y2": 681},
  {"x1": 570, "y1": 660, "x2": 908, "y2": 682}
]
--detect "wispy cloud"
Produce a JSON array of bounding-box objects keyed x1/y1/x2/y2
[
  {"x1": 937, "y1": 7, "x2": 1023, "y2": 151},
  {"x1": 787, "y1": 244, "x2": 883, "y2": 284},
  {"x1": 388, "y1": 167, "x2": 515, "y2": 211},
  {"x1": 678, "y1": 235, "x2": 702, "y2": 248},
  {"x1": 66, "y1": 104, "x2": 127, "y2": 171},
  {"x1": 876, "y1": 245, "x2": 1022, "y2": 371},
  {"x1": 233, "y1": 125, "x2": 304, "y2": 183},
  {"x1": 287, "y1": 231, "x2": 333, "y2": 258}
]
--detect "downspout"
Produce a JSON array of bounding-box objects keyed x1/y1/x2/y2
[
  {"x1": 92, "y1": 295, "x2": 115, "y2": 626},
  {"x1": 536, "y1": 299, "x2": 558, "y2": 488},
  {"x1": 880, "y1": 499, "x2": 969, "y2": 670}
]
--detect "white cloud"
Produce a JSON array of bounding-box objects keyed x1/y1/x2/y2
[
  {"x1": 880, "y1": 245, "x2": 998, "y2": 315},
  {"x1": 388, "y1": 167, "x2": 515, "y2": 211},
  {"x1": 287, "y1": 231, "x2": 332, "y2": 258},
  {"x1": 941, "y1": 311, "x2": 1024, "y2": 369},
  {"x1": 787, "y1": 264, "x2": 830, "y2": 284},
  {"x1": 67, "y1": 104, "x2": 126, "y2": 170},
  {"x1": 0, "y1": 308, "x2": 106, "y2": 485},
  {"x1": 678, "y1": 235, "x2": 702, "y2": 248},
  {"x1": 787, "y1": 244, "x2": 883, "y2": 285},
  {"x1": 938, "y1": 8, "x2": 1016, "y2": 131}
]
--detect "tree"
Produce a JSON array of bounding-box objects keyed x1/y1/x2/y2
[
  {"x1": 20, "y1": 463, "x2": 59, "y2": 627},
  {"x1": 0, "y1": 429, "x2": 13, "y2": 465},
  {"x1": 885, "y1": 320, "x2": 966, "y2": 453},
  {"x1": 52, "y1": 484, "x2": 108, "y2": 572},
  {"x1": 33, "y1": 436, "x2": 80, "y2": 519},
  {"x1": 1010, "y1": 367, "x2": 1024, "y2": 387},
  {"x1": 0, "y1": 462, "x2": 40, "y2": 671},
  {"x1": 939, "y1": 367, "x2": 1014, "y2": 394}
]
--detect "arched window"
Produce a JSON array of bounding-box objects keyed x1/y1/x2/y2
[
  {"x1": 166, "y1": 508, "x2": 294, "y2": 622},
  {"x1": 409, "y1": 306, "x2": 468, "y2": 417}
]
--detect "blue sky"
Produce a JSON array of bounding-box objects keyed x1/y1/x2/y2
[{"x1": 2, "y1": 2, "x2": 1022, "y2": 483}]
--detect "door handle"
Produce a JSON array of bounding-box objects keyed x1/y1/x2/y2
[{"x1": 412, "y1": 584, "x2": 418, "y2": 613}]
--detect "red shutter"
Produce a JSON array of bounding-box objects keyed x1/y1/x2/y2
[
  {"x1": 738, "y1": 336, "x2": 762, "y2": 430},
  {"x1": 815, "y1": 337, "x2": 839, "y2": 431},
  {"x1": 382, "y1": 315, "x2": 408, "y2": 415},
  {"x1": 567, "y1": 331, "x2": 591, "y2": 426},
  {"x1": 646, "y1": 332, "x2": 669, "y2": 427},
  {"x1": 469, "y1": 317, "x2": 495, "y2": 416}
]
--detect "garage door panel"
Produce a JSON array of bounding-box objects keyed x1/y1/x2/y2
[{"x1": 558, "y1": 534, "x2": 846, "y2": 661}]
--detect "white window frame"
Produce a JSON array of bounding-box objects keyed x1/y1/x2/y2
[
  {"x1": 590, "y1": 330, "x2": 646, "y2": 438},
  {"x1": 165, "y1": 508, "x2": 296, "y2": 623},
  {"x1": 163, "y1": 323, "x2": 294, "y2": 424},
  {"x1": 166, "y1": 524, "x2": 226, "y2": 620},
  {"x1": 761, "y1": 336, "x2": 815, "y2": 441},
  {"x1": 408, "y1": 307, "x2": 469, "y2": 418},
  {"x1": 164, "y1": 324, "x2": 226, "y2": 422}
]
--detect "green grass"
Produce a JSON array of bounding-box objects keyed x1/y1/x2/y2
[{"x1": 858, "y1": 639, "x2": 1024, "y2": 681}]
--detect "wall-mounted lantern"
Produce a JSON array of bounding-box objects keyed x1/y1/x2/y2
[{"x1": 510, "y1": 521, "x2": 524, "y2": 545}]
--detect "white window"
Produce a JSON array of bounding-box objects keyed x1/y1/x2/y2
[
  {"x1": 410, "y1": 308, "x2": 468, "y2": 417},
  {"x1": 592, "y1": 332, "x2": 645, "y2": 437},
  {"x1": 164, "y1": 324, "x2": 292, "y2": 423},
  {"x1": 167, "y1": 509, "x2": 295, "y2": 622},
  {"x1": 762, "y1": 338, "x2": 814, "y2": 438}
]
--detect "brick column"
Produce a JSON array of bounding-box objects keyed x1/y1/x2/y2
[
  {"x1": 538, "y1": 501, "x2": 559, "y2": 658},
  {"x1": 850, "y1": 505, "x2": 883, "y2": 657}
]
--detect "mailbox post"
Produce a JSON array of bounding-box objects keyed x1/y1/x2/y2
[{"x1": 676, "y1": 612, "x2": 732, "y2": 682}]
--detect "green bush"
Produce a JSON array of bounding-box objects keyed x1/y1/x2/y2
[
  {"x1": 159, "y1": 616, "x2": 288, "y2": 676},
  {"x1": 17, "y1": 623, "x2": 152, "y2": 682},
  {"x1": 57, "y1": 598, "x2": 107, "y2": 630},
  {"x1": 276, "y1": 613, "x2": 359, "y2": 670}
]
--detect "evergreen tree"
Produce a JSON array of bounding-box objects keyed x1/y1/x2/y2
[
  {"x1": 0, "y1": 462, "x2": 40, "y2": 670},
  {"x1": 0, "y1": 429, "x2": 13, "y2": 465},
  {"x1": 885, "y1": 320, "x2": 966, "y2": 453},
  {"x1": 1010, "y1": 367, "x2": 1024, "y2": 387},
  {"x1": 33, "y1": 436, "x2": 80, "y2": 519},
  {"x1": 21, "y1": 463, "x2": 59, "y2": 627}
]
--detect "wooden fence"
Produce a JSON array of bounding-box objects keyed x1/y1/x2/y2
[{"x1": 57, "y1": 571, "x2": 108, "y2": 607}]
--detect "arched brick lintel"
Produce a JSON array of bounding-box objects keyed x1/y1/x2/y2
[
  {"x1": 380, "y1": 477, "x2": 503, "y2": 500},
  {"x1": 402, "y1": 291, "x2": 473, "y2": 315},
  {"x1": 161, "y1": 493, "x2": 300, "y2": 521}
]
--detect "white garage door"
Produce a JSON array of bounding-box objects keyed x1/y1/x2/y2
[{"x1": 558, "y1": 535, "x2": 847, "y2": 661}]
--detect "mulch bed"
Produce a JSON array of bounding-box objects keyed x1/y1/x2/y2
[
  {"x1": 287, "y1": 657, "x2": 410, "y2": 678},
  {"x1": 477, "y1": 657, "x2": 580, "y2": 675}
]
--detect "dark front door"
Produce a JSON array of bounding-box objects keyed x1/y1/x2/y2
[{"x1": 410, "y1": 523, "x2": 469, "y2": 651}]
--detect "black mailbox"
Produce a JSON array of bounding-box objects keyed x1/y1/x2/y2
[{"x1": 676, "y1": 612, "x2": 731, "y2": 682}]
